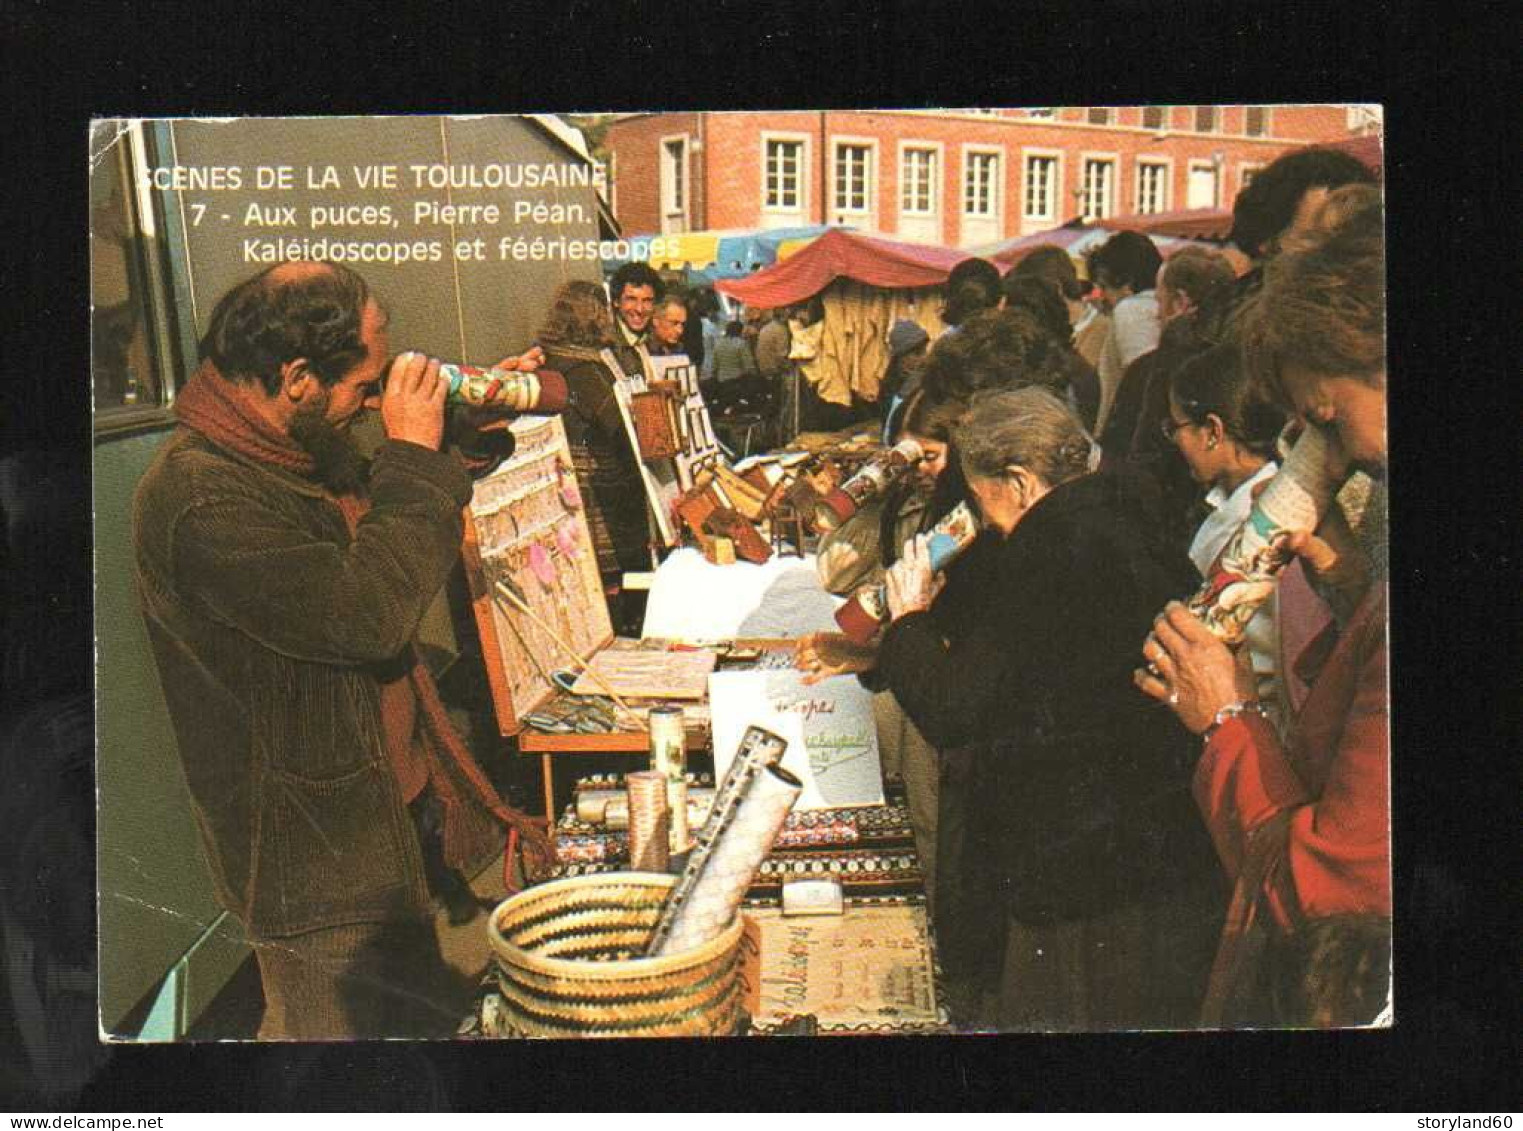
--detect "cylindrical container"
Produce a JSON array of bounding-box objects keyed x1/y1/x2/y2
[
  {"x1": 625, "y1": 771, "x2": 671, "y2": 873},
  {"x1": 487, "y1": 873, "x2": 746, "y2": 1038},
  {"x1": 647, "y1": 706, "x2": 686, "y2": 849},
  {"x1": 1185, "y1": 425, "x2": 1338, "y2": 645},
  {"x1": 812, "y1": 438, "x2": 925, "y2": 531},
  {"x1": 575, "y1": 791, "x2": 713, "y2": 831},
  {"x1": 835, "y1": 500, "x2": 981, "y2": 642},
  {"x1": 652, "y1": 764, "x2": 802, "y2": 956},
  {"x1": 440, "y1": 362, "x2": 569, "y2": 413},
  {"x1": 386, "y1": 353, "x2": 569, "y2": 414}
]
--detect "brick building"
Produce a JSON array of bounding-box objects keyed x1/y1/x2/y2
[{"x1": 603, "y1": 106, "x2": 1378, "y2": 247}]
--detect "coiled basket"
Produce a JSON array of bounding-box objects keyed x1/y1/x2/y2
[{"x1": 486, "y1": 872, "x2": 747, "y2": 1038}]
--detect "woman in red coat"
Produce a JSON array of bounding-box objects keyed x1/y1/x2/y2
[{"x1": 1136, "y1": 184, "x2": 1390, "y2": 1027}]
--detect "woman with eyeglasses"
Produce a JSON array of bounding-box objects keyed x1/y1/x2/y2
[{"x1": 1161, "y1": 341, "x2": 1288, "y2": 731}]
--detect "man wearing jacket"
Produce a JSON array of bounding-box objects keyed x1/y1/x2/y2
[{"x1": 133, "y1": 261, "x2": 540, "y2": 1038}]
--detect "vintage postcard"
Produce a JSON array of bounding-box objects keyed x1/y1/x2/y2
[{"x1": 87, "y1": 107, "x2": 1389, "y2": 1042}]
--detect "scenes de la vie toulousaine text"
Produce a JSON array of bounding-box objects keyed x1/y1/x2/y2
[{"x1": 147, "y1": 161, "x2": 678, "y2": 267}]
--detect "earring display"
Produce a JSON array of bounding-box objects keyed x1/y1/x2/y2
[{"x1": 465, "y1": 415, "x2": 614, "y2": 731}]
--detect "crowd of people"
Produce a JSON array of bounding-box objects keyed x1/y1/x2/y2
[{"x1": 797, "y1": 145, "x2": 1388, "y2": 1030}]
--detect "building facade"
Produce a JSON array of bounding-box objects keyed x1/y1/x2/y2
[{"x1": 604, "y1": 106, "x2": 1376, "y2": 247}]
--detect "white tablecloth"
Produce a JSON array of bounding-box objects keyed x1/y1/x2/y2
[{"x1": 641, "y1": 548, "x2": 842, "y2": 640}]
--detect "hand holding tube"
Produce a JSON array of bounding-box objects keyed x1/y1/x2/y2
[
  {"x1": 1134, "y1": 601, "x2": 1257, "y2": 734},
  {"x1": 380, "y1": 351, "x2": 447, "y2": 450},
  {"x1": 884, "y1": 533, "x2": 946, "y2": 620}
]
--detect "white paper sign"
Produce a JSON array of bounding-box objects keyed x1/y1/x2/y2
[{"x1": 708, "y1": 669, "x2": 884, "y2": 811}]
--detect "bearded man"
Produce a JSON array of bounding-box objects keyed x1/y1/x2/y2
[{"x1": 133, "y1": 261, "x2": 545, "y2": 1039}]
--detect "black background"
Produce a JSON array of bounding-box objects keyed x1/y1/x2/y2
[{"x1": 1, "y1": 0, "x2": 1517, "y2": 1111}]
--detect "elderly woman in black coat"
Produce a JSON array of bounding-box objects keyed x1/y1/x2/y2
[{"x1": 875, "y1": 387, "x2": 1223, "y2": 1031}]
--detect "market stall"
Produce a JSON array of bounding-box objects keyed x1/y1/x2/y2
[
  {"x1": 456, "y1": 405, "x2": 945, "y2": 1036},
  {"x1": 716, "y1": 228, "x2": 966, "y2": 413},
  {"x1": 972, "y1": 218, "x2": 1252, "y2": 275},
  {"x1": 606, "y1": 224, "x2": 840, "y2": 290}
]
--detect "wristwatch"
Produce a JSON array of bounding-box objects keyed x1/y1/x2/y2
[{"x1": 1202, "y1": 700, "x2": 1268, "y2": 744}]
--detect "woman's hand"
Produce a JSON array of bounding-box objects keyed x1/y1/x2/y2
[
  {"x1": 1134, "y1": 601, "x2": 1256, "y2": 734},
  {"x1": 884, "y1": 533, "x2": 945, "y2": 621},
  {"x1": 494, "y1": 345, "x2": 545, "y2": 372},
  {"x1": 1276, "y1": 503, "x2": 1371, "y2": 611},
  {"x1": 794, "y1": 632, "x2": 879, "y2": 686}
]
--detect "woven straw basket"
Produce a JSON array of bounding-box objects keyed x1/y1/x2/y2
[{"x1": 487, "y1": 872, "x2": 747, "y2": 1038}]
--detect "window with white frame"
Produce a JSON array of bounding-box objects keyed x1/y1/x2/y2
[
  {"x1": 901, "y1": 146, "x2": 937, "y2": 215},
  {"x1": 1024, "y1": 153, "x2": 1058, "y2": 220},
  {"x1": 1187, "y1": 161, "x2": 1220, "y2": 209},
  {"x1": 1080, "y1": 157, "x2": 1114, "y2": 221},
  {"x1": 1025, "y1": 108, "x2": 1056, "y2": 119},
  {"x1": 661, "y1": 138, "x2": 686, "y2": 215},
  {"x1": 1142, "y1": 105, "x2": 1167, "y2": 131},
  {"x1": 1136, "y1": 161, "x2": 1169, "y2": 214},
  {"x1": 764, "y1": 138, "x2": 803, "y2": 210},
  {"x1": 1087, "y1": 107, "x2": 1113, "y2": 125},
  {"x1": 1194, "y1": 105, "x2": 1219, "y2": 133},
  {"x1": 1245, "y1": 106, "x2": 1271, "y2": 137},
  {"x1": 963, "y1": 150, "x2": 1000, "y2": 217},
  {"x1": 834, "y1": 142, "x2": 872, "y2": 213}
]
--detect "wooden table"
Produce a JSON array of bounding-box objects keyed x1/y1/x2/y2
[{"x1": 517, "y1": 638, "x2": 797, "y2": 822}]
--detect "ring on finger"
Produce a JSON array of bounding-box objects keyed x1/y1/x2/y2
[{"x1": 1168, "y1": 689, "x2": 1180, "y2": 706}]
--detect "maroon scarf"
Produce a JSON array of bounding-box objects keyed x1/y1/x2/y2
[
  {"x1": 175, "y1": 359, "x2": 318, "y2": 475},
  {"x1": 176, "y1": 361, "x2": 550, "y2": 888}
]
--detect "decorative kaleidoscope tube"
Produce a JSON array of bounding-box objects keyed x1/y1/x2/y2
[
  {"x1": 645, "y1": 725, "x2": 788, "y2": 956},
  {"x1": 651, "y1": 763, "x2": 802, "y2": 957},
  {"x1": 835, "y1": 500, "x2": 981, "y2": 642},
  {"x1": 1184, "y1": 424, "x2": 1338, "y2": 645},
  {"x1": 813, "y1": 438, "x2": 925, "y2": 531}
]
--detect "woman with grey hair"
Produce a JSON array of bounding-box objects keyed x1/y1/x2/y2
[{"x1": 873, "y1": 387, "x2": 1223, "y2": 1031}]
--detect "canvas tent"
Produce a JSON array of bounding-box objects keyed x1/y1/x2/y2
[
  {"x1": 716, "y1": 229, "x2": 967, "y2": 407},
  {"x1": 607, "y1": 225, "x2": 839, "y2": 286},
  {"x1": 973, "y1": 222, "x2": 1253, "y2": 275}
]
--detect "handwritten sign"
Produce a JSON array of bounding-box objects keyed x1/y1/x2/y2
[
  {"x1": 708, "y1": 669, "x2": 884, "y2": 810},
  {"x1": 737, "y1": 903, "x2": 944, "y2": 1033}
]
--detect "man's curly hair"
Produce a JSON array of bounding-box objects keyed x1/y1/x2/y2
[
  {"x1": 201, "y1": 262, "x2": 372, "y2": 394},
  {"x1": 918, "y1": 308, "x2": 1075, "y2": 405}
]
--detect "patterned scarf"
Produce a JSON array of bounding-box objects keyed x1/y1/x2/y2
[{"x1": 174, "y1": 359, "x2": 316, "y2": 475}]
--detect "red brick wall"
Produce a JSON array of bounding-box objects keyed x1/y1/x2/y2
[
  {"x1": 604, "y1": 112, "x2": 700, "y2": 236},
  {"x1": 605, "y1": 107, "x2": 1366, "y2": 245}
]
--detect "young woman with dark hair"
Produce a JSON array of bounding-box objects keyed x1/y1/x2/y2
[
  {"x1": 800, "y1": 387, "x2": 969, "y2": 910},
  {"x1": 1163, "y1": 340, "x2": 1288, "y2": 729}
]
